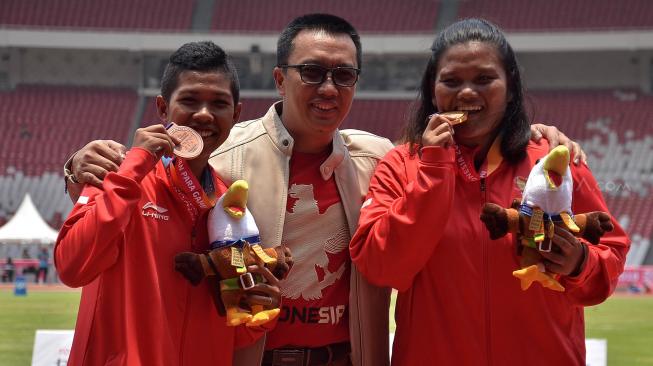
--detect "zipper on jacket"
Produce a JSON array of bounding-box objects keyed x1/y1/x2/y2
[
  {"x1": 480, "y1": 177, "x2": 487, "y2": 202},
  {"x1": 480, "y1": 177, "x2": 492, "y2": 365}
]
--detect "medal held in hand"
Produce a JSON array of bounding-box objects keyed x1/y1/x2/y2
[{"x1": 166, "y1": 122, "x2": 203, "y2": 159}]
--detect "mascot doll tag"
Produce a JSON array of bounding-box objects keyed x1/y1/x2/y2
[
  {"x1": 175, "y1": 180, "x2": 293, "y2": 326},
  {"x1": 480, "y1": 146, "x2": 613, "y2": 292}
]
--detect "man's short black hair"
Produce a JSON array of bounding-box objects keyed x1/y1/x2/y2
[
  {"x1": 161, "y1": 41, "x2": 240, "y2": 104},
  {"x1": 277, "y1": 13, "x2": 362, "y2": 69}
]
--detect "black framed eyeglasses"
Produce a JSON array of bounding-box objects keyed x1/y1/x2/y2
[{"x1": 279, "y1": 64, "x2": 360, "y2": 87}]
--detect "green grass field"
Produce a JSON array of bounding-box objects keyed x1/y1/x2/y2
[
  {"x1": 0, "y1": 289, "x2": 651, "y2": 365},
  {"x1": 0, "y1": 290, "x2": 80, "y2": 366},
  {"x1": 388, "y1": 292, "x2": 653, "y2": 365}
]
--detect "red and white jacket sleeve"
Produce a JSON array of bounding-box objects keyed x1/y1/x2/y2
[
  {"x1": 350, "y1": 145, "x2": 456, "y2": 291},
  {"x1": 560, "y1": 163, "x2": 630, "y2": 305},
  {"x1": 55, "y1": 148, "x2": 156, "y2": 287}
]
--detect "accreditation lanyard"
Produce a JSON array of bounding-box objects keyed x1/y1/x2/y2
[
  {"x1": 453, "y1": 136, "x2": 503, "y2": 183},
  {"x1": 163, "y1": 156, "x2": 217, "y2": 224}
]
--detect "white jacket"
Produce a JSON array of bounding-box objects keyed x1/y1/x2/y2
[{"x1": 209, "y1": 102, "x2": 393, "y2": 366}]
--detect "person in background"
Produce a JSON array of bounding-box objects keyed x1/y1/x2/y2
[
  {"x1": 36, "y1": 247, "x2": 49, "y2": 283},
  {"x1": 349, "y1": 18, "x2": 629, "y2": 365},
  {"x1": 2, "y1": 257, "x2": 15, "y2": 282}
]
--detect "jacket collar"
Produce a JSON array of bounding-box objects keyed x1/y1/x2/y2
[{"x1": 262, "y1": 101, "x2": 345, "y2": 181}]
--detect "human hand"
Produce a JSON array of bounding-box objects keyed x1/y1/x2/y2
[
  {"x1": 71, "y1": 140, "x2": 127, "y2": 188},
  {"x1": 242, "y1": 264, "x2": 282, "y2": 309},
  {"x1": 530, "y1": 124, "x2": 587, "y2": 165},
  {"x1": 421, "y1": 114, "x2": 455, "y2": 148},
  {"x1": 271, "y1": 245, "x2": 294, "y2": 280},
  {"x1": 539, "y1": 226, "x2": 586, "y2": 277},
  {"x1": 132, "y1": 124, "x2": 180, "y2": 160},
  {"x1": 580, "y1": 211, "x2": 613, "y2": 244}
]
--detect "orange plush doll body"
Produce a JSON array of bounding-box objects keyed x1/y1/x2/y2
[
  {"x1": 480, "y1": 146, "x2": 613, "y2": 292},
  {"x1": 175, "y1": 180, "x2": 293, "y2": 326}
]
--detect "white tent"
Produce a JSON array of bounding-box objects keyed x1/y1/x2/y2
[{"x1": 0, "y1": 193, "x2": 58, "y2": 244}]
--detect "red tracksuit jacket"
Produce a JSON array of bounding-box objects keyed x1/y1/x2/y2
[
  {"x1": 350, "y1": 141, "x2": 629, "y2": 365},
  {"x1": 56, "y1": 148, "x2": 267, "y2": 366}
]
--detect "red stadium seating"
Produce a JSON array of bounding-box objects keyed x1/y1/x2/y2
[
  {"x1": 0, "y1": 0, "x2": 194, "y2": 31},
  {"x1": 0, "y1": 85, "x2": 137, "y2": 175},
  {"x1": 3, "y1": 0, "x2": 650, "y2": 33},
  {"x1": 3, "y1": 88, "x2": 652, "y2": 241},
  {"x1": 528, "y1": 90, "x2": 653, "y2": 241},
  {"x1": 459, "y1": 0, "x2": 653, "y2": 31},
  {"x1": 529, "y1": 90, "x2": 653, "y2": 141},
  {"x1": 211, "y1": 0, "x2": 440, "y2": 32}
]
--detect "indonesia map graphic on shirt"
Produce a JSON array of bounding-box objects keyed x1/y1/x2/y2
[
  {"x1": 280, "y1": 183, "x2": 349, "y2": 300},
  {"x1": 265, "y1": 150, "x2": 351, "y2": 349}
]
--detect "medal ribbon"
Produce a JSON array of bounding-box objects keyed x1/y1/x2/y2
[
  {"x1": 453, "y1": 136, "x2": 503, "y2": 183},
  {"x1": 454, "y1": 143, "x2": 487, "y2": 182},
  {"x1": 164, "y1": 157, "x2": 217, "y2": 224}
]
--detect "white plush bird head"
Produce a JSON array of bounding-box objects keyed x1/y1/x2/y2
[
  {"x1": 208, "y1": 180, "x2": 259, "y2": 245},
  {"x1": 521, "y1": 146, "x2": 573, "y2": 215}
]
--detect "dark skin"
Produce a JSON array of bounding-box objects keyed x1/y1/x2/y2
[
  {"x1": 243, "y1": 264, "x2": 283, "y2": 309},
  {"x1": 67, "y1": 123, "x2": 586, "y2": 202},
  {"x1": 540, "y1": 226, "x2": 586, "y2": 276},
  {"x1": 427, "y1": 41, "x2": 587, "y2": 276},
  {"x1": 82, "y1": 69, "x2": 283, "y2": 310}
]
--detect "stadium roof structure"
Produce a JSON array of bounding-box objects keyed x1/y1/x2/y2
[
  {"x1": 0, "y1": 193, "x2": 58, "y2": 244},
  {"x1": 2, "y1": 28, "x2": 653, "y2": 54}
]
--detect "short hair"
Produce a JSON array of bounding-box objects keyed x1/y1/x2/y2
[
  {"x1": 160, "y1": 41, "x2": 240, "y2": 104},
  {"x1": 403, "y1": 18, "x2": 530, "y2": 163},
  {"x1": 277, "y1": 13, "x2": 362, "y2": 69}
]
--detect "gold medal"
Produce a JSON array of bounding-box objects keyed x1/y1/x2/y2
[
  {"x1": 167, "y1": 123, "x2": 203, "y2": 159},
  {"x1": 441, "y1": 111, "x2": 468, "y2": 125}
]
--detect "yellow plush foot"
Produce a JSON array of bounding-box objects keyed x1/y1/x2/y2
[
  {"x1": 227, "y1": 308, "x2": 252, "y2": 326},
  {"x1": 540, "y1": 276, "x2": 565, "y2": 292},
  {"x1": 513, "y1": 265, "x2": 540, "y2": 290},
  {"x1": 246, "y1": 308, "x2": 280, "y2": 327},
  {"x1": 513, "y1": 264, "x2": 565, "y2": 292}
]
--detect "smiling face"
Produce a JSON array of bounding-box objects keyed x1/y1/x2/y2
[
  {"x1": 273, "y1": 30, "x2": 357, "y2": 152},
  {"x1": 156, "y1": 70, "x2": 241, "y2": 161},
  {"x1": 433, "y1": 41, "x2": 509, "y2": 148}
]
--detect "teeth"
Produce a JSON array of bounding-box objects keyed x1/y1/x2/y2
[
  {"x1": 314, "y1": 103, "x2": 335, "y2": 111},
  {"x1": 457, "y1": 106, "x2": 482, "y2": 111},
  {"x1": 197, "y1": 130, "x2": 213, "y2": 137}
]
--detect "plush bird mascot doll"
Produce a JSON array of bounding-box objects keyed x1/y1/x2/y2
[
  {"x1": 480, "y1": 146, "x2": 613, "y2": 292},
  {"x1": 175, "y1": 180, "x2": 293, "y2": 326}
]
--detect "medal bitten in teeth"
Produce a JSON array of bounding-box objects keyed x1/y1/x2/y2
[
  {"x1": 441, "y1": 111, "x2": 468, "y2": 125},
  {"x1": 167, "y1": 123, "x2": 204, "y2": 159}
]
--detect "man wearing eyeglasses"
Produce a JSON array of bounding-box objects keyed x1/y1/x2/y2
[
  {"x1": 212, "y1": 14, "x2": 394, "y2": 366},
  {"x1": 65, "y1": 14, "x2": 392, "y2": 366}
]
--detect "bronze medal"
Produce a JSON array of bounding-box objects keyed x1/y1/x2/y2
[{"x1": 167, "y1": 123, "x2": 203, "y2": 159}]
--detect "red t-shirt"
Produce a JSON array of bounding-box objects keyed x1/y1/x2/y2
[{"x1": 265, "y1": 150, "x2": 351, "y2": 349}]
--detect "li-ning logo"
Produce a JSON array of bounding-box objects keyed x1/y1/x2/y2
[{"x1": 142, "y1": 202, "x2": 170, "y2": 221}]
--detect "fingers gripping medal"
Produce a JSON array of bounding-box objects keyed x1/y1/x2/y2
[{"x1": 166, "y1": 122, "x2": 203, "y2": 159}]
